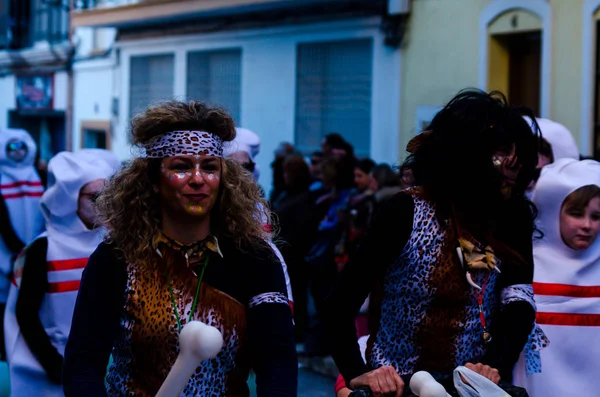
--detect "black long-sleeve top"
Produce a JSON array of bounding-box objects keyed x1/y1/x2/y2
[
  {"x1": 324, "y1": 192, "x2": 535, "y2": 384},
  {"x1": 63, "y1": 237, "x2": 298, "y2": 397}
]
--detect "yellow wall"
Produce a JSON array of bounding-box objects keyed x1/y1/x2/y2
[
  {"x1": 399, "y1": 0, "x2": 488, "y2": 162},
  {"x1": 400, "y1": 0, "x2": 586, "y2": 160},
  {"x1": 548, "y1": 0, "x2": 583, "y2": 145}
]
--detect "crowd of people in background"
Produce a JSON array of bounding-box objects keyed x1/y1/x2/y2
[{"x1": 268, "y1": 132, "x2": 414, "y2": 356}]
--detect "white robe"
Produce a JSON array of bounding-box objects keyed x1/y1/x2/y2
[
  {"x1": 0, "y1": 129, "x2": 44, "y2": 303},
  {"x1": 4, "y1": 150, "x2": 117, "y2": 397},
  {"x1": 514, "y1": 158, "x2": 600, "y2": 397}
]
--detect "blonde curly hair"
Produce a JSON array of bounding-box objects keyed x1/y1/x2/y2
[{"x1": 96, "y1": 100, "x2": 270, "y2": 266}]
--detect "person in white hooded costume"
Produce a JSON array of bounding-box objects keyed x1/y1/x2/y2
[
  {"x1": 0, "y1": 129, "x2": 45, "y2": 303},
  {"x1": 533, "y1": 118, "x2": 579, "y2": 163},
  {"x1": 514, "y1": 158, "x2": 600, "y2": 397},
  {"x1": 0, "y1": 129, "x2": 45, "y2": 360},
  {"x1": 524, "y1": 117, "x2": 580, "y2": 195},
  {"x1": 4, "y1": 149, "x2": 117, "y2": 396},
  {"x1": 223, "y1": 127, "x2": 294, "y2": 310}
]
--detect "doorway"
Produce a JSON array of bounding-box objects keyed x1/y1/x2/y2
[{"x1": 487, "y1": 10, "x2": 542, "y2": 115}]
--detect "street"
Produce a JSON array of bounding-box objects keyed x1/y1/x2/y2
[{"x1": 249, "y1": 368, "x2": 334, "y2": 397}]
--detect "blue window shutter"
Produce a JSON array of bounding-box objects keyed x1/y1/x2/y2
[
  {"x1": 187, "y1": 49, "x2": 242, "y2": 124},
  {"x1": 129, "y1": 54, "x2": 175, "y2": 118},
  {"x1": 296, "y1": 38, "x2": 373, "y2": 157}
]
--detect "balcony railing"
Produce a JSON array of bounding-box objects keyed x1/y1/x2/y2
[{"x1": 0, "y1": 0, "x2": 69, "y2": 50}]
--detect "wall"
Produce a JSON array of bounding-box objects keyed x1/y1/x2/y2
[
  {"x1": 549, "y1": 0, "x2": 583, "y2": 146},
  {"x1": 114, "y1": 18, "x2": 402, "y2": 190},
  {"x1": 399, "y1": 0, "x2": 486, "y2": 162},
  {"x1": 0, "y1": 75, "x2": 16, "y2": 130},
  {"x1": 72, "y1": 59, "x2": 116, "y2": 150},
  {"x1": 402, "y1": 0, "x2": 588, "y2": 155},
  {"x1": 72, "y1": 27, "x2": 119, "y2": 151}
]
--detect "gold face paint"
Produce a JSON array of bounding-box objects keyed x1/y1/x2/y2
[
  {"x1": 187, "y1": 203, "x2": 203, "y2": 213},
  {"x1": 159, "y1": 155, "x2": 222, "y2": 218}
]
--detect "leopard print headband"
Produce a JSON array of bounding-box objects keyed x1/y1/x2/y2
[{"x1": 143, "y1": 131, "x2": 224, "y2": 158}]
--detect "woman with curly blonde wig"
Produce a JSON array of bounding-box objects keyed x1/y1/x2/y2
[{"x1": 62, "y1": 100, "x2": 297, "y2": 397}]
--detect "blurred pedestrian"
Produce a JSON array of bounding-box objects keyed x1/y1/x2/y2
[
  {"x1": 4, "y1": 150, "x2": 117, "y2": 396},
  {"x1": 273, "y1": 154, "x2": 320, "y2": 345},
  {"x1": 369, "y1": 164, "x2": 402, "y2": 206},
  {"x1": 270, "y1": 142, "x2": 295, "y2": 205},
  {"x1": 309, "y1": 151, "x2": 325, "y2": 191},
  {"x1": 0, "y1": 129, "x2": 45, "y2": 360}
]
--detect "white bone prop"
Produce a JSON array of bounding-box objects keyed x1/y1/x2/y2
[
  {"x1": 155, "y1": 321, "x2": 224, "y2": 397},
  {"x1": 409, "y1": 371, "x2": 451, "y2": 397}
]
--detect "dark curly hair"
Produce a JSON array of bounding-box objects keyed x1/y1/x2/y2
[{"x1": 405, "y1": 89, "x2": 542, "y2": 261}]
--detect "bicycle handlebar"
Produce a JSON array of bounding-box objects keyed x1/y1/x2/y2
[{"x1": 348, "y1": 387, "x2": 373, "y2": 397}]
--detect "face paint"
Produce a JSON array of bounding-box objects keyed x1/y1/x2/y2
[
  {"x1": 187, "y1": 203, "x2": 203, "y2": 213},
  {"x1": 158, "y1": 155, "x2": 222, "y2": 219}
]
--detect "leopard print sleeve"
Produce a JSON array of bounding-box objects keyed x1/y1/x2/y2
[{"x1": 248, "y1": 292, "x2": 289, "y2": 308}]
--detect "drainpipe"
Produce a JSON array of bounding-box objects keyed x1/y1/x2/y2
[{"x1": 66, "y1": 0, "x2": 75, "y2": 151}]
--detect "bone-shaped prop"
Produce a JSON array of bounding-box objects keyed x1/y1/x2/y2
[
  {"x1": 155, "y1": 321, "x2": 224, "y2": 397},
  {"x1": 409, "y1": 371, "x2": 451, "y2": 397}
]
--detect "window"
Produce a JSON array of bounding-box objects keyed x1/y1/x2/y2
[
  {"x1": 129, "y1": 54, "x2": 175, "y2": 118},
  {"x1": 80, "y1": 121, "x2": 111, "y2": 149},
  {"x1": 187, "y1": 49, "x2": 242, "y2": 123},
  {"x1": 32, "y1": 0, "x2": 69, "y2": 45},
  {"x1": 83, "y1": 129, "x2": 107, "y2": 149},
  {"x1": 295, "y1": 38, "x2": 373, "y2": 157}
]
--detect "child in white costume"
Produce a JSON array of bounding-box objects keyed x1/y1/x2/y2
[
  {"x1": 514, "y1": 158, "x2": 600, "y2": 397},
  {"x1": 4, "y1": 150, "x2": 117, "y2": 396}
]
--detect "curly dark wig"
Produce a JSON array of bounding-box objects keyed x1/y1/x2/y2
[{"x1": 405, "y1": 89, "x2": 542, "y2": 261}]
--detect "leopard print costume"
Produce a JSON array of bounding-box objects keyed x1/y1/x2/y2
[
  {"x1": 366, "y1": 193, "x2": 500, "y2": 374},
  {"x1": 106, "y1": 242, "x2": 251, "y2": 396}
]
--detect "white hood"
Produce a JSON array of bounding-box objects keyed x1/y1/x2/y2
[
  {"x1": 0, "y1": 128, "x2": 38, "y2": 178},
  {"x1": 516, "y1": 159, "x2": 600, "y2": 397},
  {"x1": 525, "y1": 117, "x2": 579, "y2": 162},
  {"x1": 223, "y1": 127, "x2": 261, "y2": 179},
  {"x1": 40, "y1": 150, "x2": 115, "y2": 256},
  {"x1": 235, "y1": 127, "x2": 260, "y2": 158},
  {"x1": 532, "y1": 158, "x2": 600, "y2": 280},
  {"x1": 0, "y1": 129, "x2": 43, "y2": 243},
  {"x1": 0, "y1": 129, "x2": 44, "y2": 302}
]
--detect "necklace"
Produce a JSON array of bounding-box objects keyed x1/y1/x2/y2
[
  {"x1": 474, "y1": 272, "x2": 492, "y2": 343},
  {"x1": 168, "y1": 255, "x2": 209, "y2": 332}
]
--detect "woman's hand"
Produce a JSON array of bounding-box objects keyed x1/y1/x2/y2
[
  {"x1": 465, "y1": 362, "x2": 501, "y2": 384},
  {"x1": 336, "y1": 388, "x2": 352, "y2": 397},
  {"x1": 348, "y1": 366, "x2": 404, "y2": 397}
]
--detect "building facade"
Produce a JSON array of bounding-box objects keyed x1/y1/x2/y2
[
  {"x1": 0, "y1": 0, "x2": 71, "y2": 162},
  {"x1": 70, "y1": 0, "x2": 405, "y2": 190},
  {"x1": 68, "y1": 0, "x2": 600, "y2": 189},
  {"x1": 400, "y1": 0, "x2": 600, "y2": 161}
]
